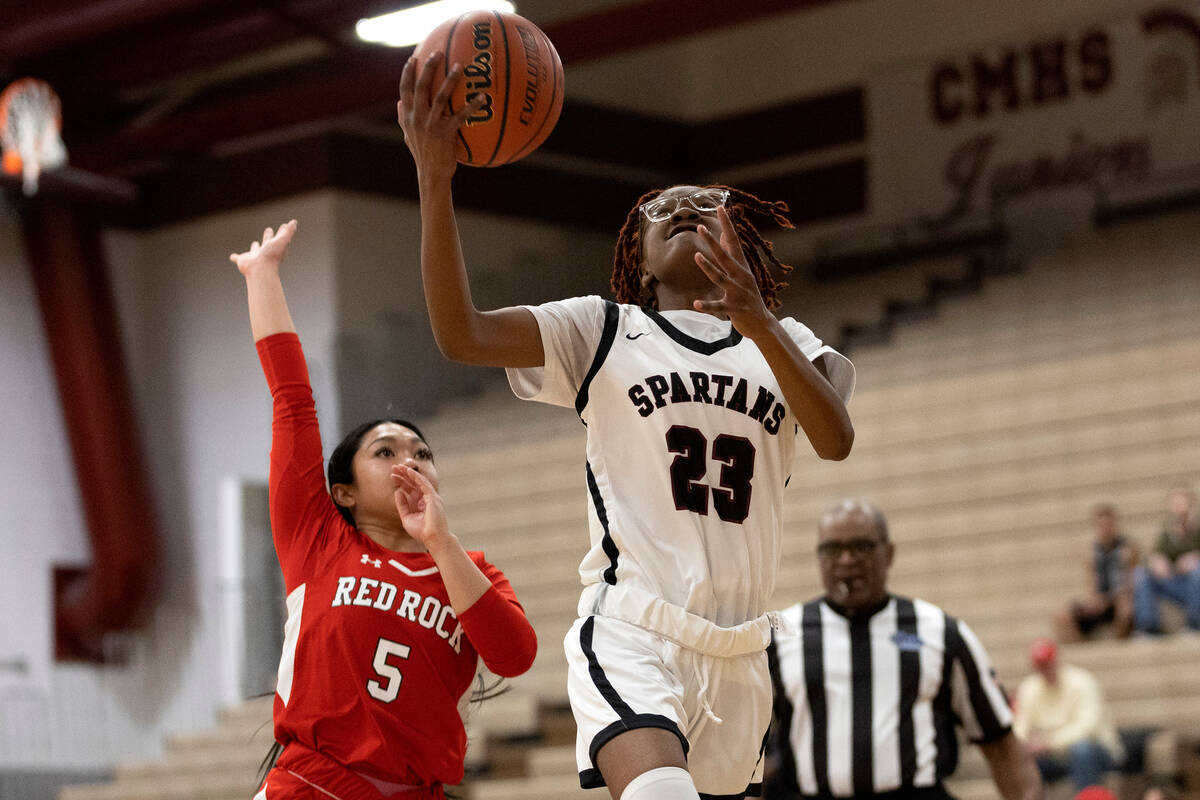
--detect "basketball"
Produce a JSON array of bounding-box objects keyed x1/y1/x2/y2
[{"x1": 414, "y1": 10, "x2": 564, "y2": 167}]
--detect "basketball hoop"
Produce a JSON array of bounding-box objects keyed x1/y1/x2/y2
[{"x1": 1, "y1": 78, "x2": 68, "y2": 196}]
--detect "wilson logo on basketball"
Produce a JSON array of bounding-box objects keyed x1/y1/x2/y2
[
  {"x1": 415, "y1": 9, "x2": 564, "y2": 166},
  {"x1": 464, "y1": 22, "x2": 495, "y2": 124}
]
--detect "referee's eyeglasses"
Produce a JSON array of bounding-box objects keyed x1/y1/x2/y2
[
  {"x1": 640, "y1": 189, "x2": 730, "y2": 222},
  {"x1": 817, "y1": 538, "x2": 883, "y2": 560}
]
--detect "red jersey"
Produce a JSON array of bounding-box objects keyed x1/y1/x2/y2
[{"x1": 256, "y1": 333, "x2": 536, "y2": 792}]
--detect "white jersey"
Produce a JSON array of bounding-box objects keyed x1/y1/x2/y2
[{"x1": 508, "y1": 297, "x2": 854, "y2": 628}]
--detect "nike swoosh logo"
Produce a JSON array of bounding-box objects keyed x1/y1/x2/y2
[{"x1": 625, "y1": 332, "x2": 648, "y2": 340}]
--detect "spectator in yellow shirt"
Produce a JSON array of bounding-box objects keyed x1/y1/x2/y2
[{"x1": 1013, "y1": 638, "x2": 1123, "y2": 792}]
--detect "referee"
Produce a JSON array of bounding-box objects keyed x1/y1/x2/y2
[{"x1": 767, "y1": 499, "x2": 1041, "y2": 800}]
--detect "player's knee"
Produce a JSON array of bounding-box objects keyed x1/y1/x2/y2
[{"x1": 619, "y1": 766, "x2": 700, "y2": 800}]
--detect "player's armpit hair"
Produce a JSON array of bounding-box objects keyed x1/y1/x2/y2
[{"x1": 610, "y1": 185, "x2": 796, "y2": 311}]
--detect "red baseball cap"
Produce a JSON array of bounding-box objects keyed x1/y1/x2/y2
[
  {"x1": 1029, "y1": 637, "x2": 1057, "y2": 667},
  {"x1": 1075, "y1": 786, "x2": 1117, "y2": 800}
]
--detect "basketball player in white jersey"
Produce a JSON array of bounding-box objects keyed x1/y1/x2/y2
[{"x1": 399, "y1": 52, "x2": 855, "y2": 800}]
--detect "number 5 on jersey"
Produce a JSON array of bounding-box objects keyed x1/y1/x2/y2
[
  {"x1": 367, "y1": 637, "x2": 411, "y2": 702},
  {"x1": 666, "y1": 425, "x2": 756, "y2": 524}
]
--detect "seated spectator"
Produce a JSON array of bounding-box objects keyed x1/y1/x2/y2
[
  {"x1": 1014, "y1": 638, "x2": 1124, "y2": 793},
  {"x1": 1053, "y1": 504, "x2": 1137, "y2": 642},
  {"x1": 1133, "y1": 485, "x2": 1200, "y2": 634}
]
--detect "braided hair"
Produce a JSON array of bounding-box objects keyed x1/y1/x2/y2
[{"x1": 610, "y1": 184, "x2": 796, "y2": 310}]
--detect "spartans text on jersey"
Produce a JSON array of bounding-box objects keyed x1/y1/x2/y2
[
  {"x1": 628, "y1": 371, "x2": 786, "y2": 434},
  {"x1": 331, "y1": 576, "x2": 465, "y2": 653}
]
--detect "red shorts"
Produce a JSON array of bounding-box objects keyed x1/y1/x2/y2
[{"x1": 254, "y1": 744, "x2": 446, "y2": 800}]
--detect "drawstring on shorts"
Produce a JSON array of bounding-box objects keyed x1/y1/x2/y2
[{"x1": 695, "y1": 657, "x2": 724, "y2": 727}]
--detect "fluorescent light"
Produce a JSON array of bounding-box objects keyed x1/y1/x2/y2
[{"x1": 356, "y1": 0, "x2": 516, "y2": 47}]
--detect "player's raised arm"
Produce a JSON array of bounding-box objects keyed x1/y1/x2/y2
[
  {"x1": 230, "y1": 220, "x2": 298, "y2": 342},
  {"x1": 398, "y1": 53, "x2": 543, "y2": 368}
]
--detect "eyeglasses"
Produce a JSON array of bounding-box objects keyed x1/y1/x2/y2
[
  {"x1": 639, "y1": 189, "x2": 730, "y2": 223},
  {"x1": 816, "y1": 539, "x2": 883, "y2": 560}
]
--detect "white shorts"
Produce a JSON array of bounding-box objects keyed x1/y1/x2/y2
[{"x1": 564, "y1": 583, "x2": 775, "y2": 798}]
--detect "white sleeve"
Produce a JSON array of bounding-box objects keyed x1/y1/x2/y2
[
  {"x1": 505, "y1": 295, "x2": 609, "y2": 409},
  {"x1": 779, "y1": 317, "x2": 855, "y2": 404}
]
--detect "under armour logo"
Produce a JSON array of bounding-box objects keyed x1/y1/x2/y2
[
  {"x1": 361, "y1": 554, "x2": 382, "y2": 568},
  {"x1": 625, "y1": 332, "x2": 649, "y2": 340}
]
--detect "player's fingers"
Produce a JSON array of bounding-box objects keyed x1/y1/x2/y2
[
  {"x1": 277, "y1": 220, "x2": 297, "y2": 244},
  {"x1": 394, "y1": 490, "x2": 419, "y2": 516},
  {"x1": 694, "y1": 226, "x2": 729, "y2": 270},
  {"x1": 430, "y1": 64, "x2": 464, "y2": 120},
  {"x1": 398, "y1": 56, "x2": 416, "y2": 105},
  {"x1": 394, "y1": 473, "x2": 419, "y2": 498},
  {"x1": 693, "y1": 297, "x2": 726, "y2": 314},
  {"x1": 393, "y1": 480, "x2": 420, "y2": 511},
  {"x1": 404, "y1": 466, "x2": 437, "y2": 495},
  {"x1": 389, "y1": 474, "x2": 410, "y2": 500},
  {"x1": 715, "y1": 207, "x2": 747, "y2": 261},
  {"x1": 693, "y1": 251, "x2": 727, "y2": 285},
  {"x1": 414, "y1": 51, "x2": 443, "y2": 107},
  {"x1": 391, "y1": 466, "x2": 432, "y2": 499},
  {"x1": 698, "y1": 212, "x2": 734, "y2": 260},
  {"x1": 454, "y1": 90, "x2": 487, "y2": 122},
  {"x1": 696, "y1": 222, "x2": 720, "y2": 250},
  {"x1": 697, "y1": 221, "x2": 741, "y2": 268}
]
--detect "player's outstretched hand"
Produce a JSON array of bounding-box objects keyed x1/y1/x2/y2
[
  {"x1": 397, "y1": 51, "x2": 486, "y2": 183},
  {"x1": 391, "y1": 464, "x2": 452, "y2": 549},
  {"x1": 230, "y1": 220, "x2": 297, "y2": 277},
  {"x1": 692, "y1": 207, "x2": 774, "y2": 338}
]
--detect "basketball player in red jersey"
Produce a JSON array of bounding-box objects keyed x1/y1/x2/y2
[{"x1": 231, "y1": 220, "x2": 537, "y2": 800}]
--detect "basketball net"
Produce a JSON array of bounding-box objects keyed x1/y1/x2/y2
[{"x1": 0, "y1": 78, "x2": 68, "y2": 196}]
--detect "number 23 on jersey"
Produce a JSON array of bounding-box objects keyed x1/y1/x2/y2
[{"x1": 666, "y1": 425, "x2": 756, "y2": 524}]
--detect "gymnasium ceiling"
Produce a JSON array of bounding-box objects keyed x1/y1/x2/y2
[{"x1": 0, "y1": 0, "x2": 866, "y2": 229}]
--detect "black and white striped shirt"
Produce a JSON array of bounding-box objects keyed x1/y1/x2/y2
[{"x1": 769, "y1": 595, "x2": 1012, "y2": 798}]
